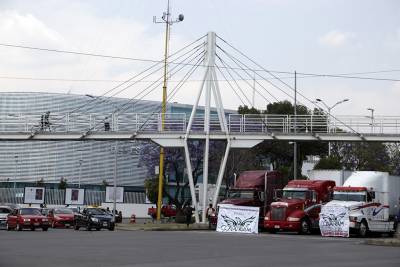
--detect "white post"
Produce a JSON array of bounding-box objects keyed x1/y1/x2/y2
[
  {"x1": 113, "y1": 141, "x2": 118, "y2": 223},
  {"x1": 183, "y1": 141, "x2": 200, "y2": 223}
]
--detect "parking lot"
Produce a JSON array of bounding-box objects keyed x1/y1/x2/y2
[{"x1": 0, "y1": 229, "x2": 399, "y2": 267}]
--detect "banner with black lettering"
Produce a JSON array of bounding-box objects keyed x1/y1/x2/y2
[
  {"x1": 319, "y1": 204, "x2": 349, "y2": 237},
  {"x1": 216, "y1": 204, "x2": 259, "y2": 234}
]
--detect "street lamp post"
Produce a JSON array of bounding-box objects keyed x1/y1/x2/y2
[
  {"x1": 14, "y1": 155, "x2": 18, "y2": 188},
  {"x1": 78, "y1": 159, "x2": 83, "y2": 188},
  {"x1": 367, "y1": 108, "x2": 375, "y2": 133},
  {"x1": 153, "y1": 0, "x2": 184, "y2": 221},
  {"x1": 316, "y1": 98, "x2": 349, "y2": 156}
]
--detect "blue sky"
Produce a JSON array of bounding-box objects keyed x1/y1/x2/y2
[{"x1": 0, "y1": 0, "x2": 399, "y2": 115}]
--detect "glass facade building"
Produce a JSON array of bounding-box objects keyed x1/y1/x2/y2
[{"x1": 0, "y1": 92, "x2": 196, "y2": 187}]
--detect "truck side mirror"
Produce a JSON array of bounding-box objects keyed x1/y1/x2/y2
[
  {"x1": 370, "y1": 191, "x2": 375, "y2": 199},
  {"x1": 259, "y1": 192, "x2": 265, "y2": 202}
]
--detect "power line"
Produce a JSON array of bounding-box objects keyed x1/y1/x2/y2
[{"x1": 2, "y1": 41, "x2": 399, "y2": 82}]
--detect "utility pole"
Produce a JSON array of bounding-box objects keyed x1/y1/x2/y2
[
  {"x1": 293, "y1": 71, "x2": 297, "y2": 180},
  {"x1": 153, "y1": 0, "x2": 184, "y2": 221},
  {"x1": 113, "y1": 141, "x2": 118, "y2": 223}
]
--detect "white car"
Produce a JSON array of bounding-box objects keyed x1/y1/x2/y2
[{"x1": 0, "y1": 206, "x2": 12, "y2": 229}]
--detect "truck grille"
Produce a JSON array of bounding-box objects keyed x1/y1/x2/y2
[{"x1": 271, "y1": 207, "x2": 286, "y2": 221}]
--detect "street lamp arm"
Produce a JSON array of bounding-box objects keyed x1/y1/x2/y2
[{"x1": 331, "y1": 99, "x2": 349, "y2": 110}]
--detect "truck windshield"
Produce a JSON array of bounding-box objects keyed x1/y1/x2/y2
[
  {"x1": 227, "y1": 190, "x2": 254, "y2": 199},
  {"x1": 333, "y1": 192, "x2": 366, "y2": 202},
  {"x1": 282, "y1": 190, "x2": 308, "y2": 200}
]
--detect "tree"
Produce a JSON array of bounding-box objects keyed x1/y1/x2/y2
[
  {"x1": 139, "y1": 140, "x2": 225, "y2": 212},
  {"x1": 58, "y1": 177, "x2": 67, "y2": 189},
  {"x1": 102, "y1": 179, "x2": 109, "y2": 187},
  {"x1": 333, "y1": 142, "x2": 392, "y2": 173},
  {"x1": 314, "y1": 157, "x2": 342, "y2": 170},
  {"x1": 237, "y1": 101, "x2": 329, "y2": 183},
  {"x1": 36, "y1": 178, "x2": 44, "y2": 186}
]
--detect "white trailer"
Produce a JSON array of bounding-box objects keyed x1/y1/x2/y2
[{"x1": 320, "y1": 171, "x2": 400, "y2": 237}]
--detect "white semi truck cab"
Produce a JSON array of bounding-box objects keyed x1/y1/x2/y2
[{"x1": 321, "y1": 171, "x2": 400, "y2": 237}]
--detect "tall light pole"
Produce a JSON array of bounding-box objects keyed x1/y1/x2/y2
[
  {"x1": 78, "y1": 159, "x2": 83, "y2": 188},
  {"x1": 293, "y1": 71, "x2": 297, "y2": 180},
  {"x1": 113, "y1": 141, "x2": 118, "y2": 223},
  {"x1": 153, "y1": 0, "x2": 184, "y2": 221},
  {"x1": 367, "y1": 108, "x2": 375, "y2": 133},
  {"x1": 316, "y1": 98, "x2": 349, "y2": 156},
  {"x1": 14, "y1": 155, "x2": 18, "y2": 188}
]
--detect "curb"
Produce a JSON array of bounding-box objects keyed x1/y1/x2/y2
[{"x1": 363, "y1": 239, "x2": 400, "y2": 247}]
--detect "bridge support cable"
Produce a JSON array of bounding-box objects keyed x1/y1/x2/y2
[
  {"x1": 135, "y1": 51, "x2": 206, "y2": 133},
  {"x1": 49, "y1": 37, "x2": 206, "y2": 132},
  {"x1": 216, "y1": 55, "x2": 272, "y2": 105},
  {"x1": 216, "y1": 34, "x2": 362, "y2": 136},
  {"x1": 79, "y1": 47, "x2": 206, "y2": 137},
  {"x1": 216, "y1": 46, "x2": 279, "y2": 103}
]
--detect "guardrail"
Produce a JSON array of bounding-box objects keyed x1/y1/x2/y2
[
  {"x1": 1, "y1": 113, "x2": 399, "y2": 135},
  {"x1": 0, "y1": 188, "x2": 146, "y2": 205}
]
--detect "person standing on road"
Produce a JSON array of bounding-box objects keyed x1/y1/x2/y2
[
  {"x1": 206, "y1": 203, "x2": 216, "y2": 229},
  {"x1": 184, "y1": 203, "x2": 193, "y2": 227}
]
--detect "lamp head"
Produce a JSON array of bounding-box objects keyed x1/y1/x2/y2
[
  {"x1": 316, "y1": 98, "x2": 322, "y2": 102},
  {"x1": 178, "y1": 14, "x2": 184, "y2": 21}
]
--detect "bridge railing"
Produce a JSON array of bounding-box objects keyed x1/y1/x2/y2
[{"x1": 1, "y1": 113, "x2": 399, "y2": 135}]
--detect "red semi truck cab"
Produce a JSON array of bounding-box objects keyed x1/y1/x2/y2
[
  {"x1": 264, "y1": 180, "x2": 335, "y2": 234},
  {"x1": 210, "y1": 170, "x2": 284, "y2": 227}
]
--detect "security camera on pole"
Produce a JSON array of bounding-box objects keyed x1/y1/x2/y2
[{"x1": 153, "y1": 0, "x2": 184, "y2": 221}]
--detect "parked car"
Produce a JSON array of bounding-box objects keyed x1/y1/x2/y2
[
  {"x1": 7, "y1": 208, "x2": 49, "y2": 231},
  {"x1": 48, "y1": 208, "x2": 74, "y2": 228},
  {"x1": 74, "y1": 208, "x2": 115, "y2": 231},
  {"x1": 0, "y1": 206, "x2": 12, "y2": 230}
]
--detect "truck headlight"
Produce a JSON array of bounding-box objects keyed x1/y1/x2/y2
[
  {"x1": 91, "y1": 217, "x2": 99, "y2": 222},
  {"x1": 287, "y1": 217, "x2": 300, "y2": 222},
  {"x1": 264, "y1": 216, "x2": 269, "y2": 221}
]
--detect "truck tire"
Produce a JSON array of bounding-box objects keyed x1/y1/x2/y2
[
  {"x1": 359, "y1": 220, "x2": 369, "y2": 238},
  {"x1": 300, "y1": 218, "x2": 310, "y2": 235}
]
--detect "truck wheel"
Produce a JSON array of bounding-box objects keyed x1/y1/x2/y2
[
  {"x1": 31, "y1": 227, "x2": 35, "y2": 231},
  {"x1": 359, "y1": 221, "x2": 369, "y2": 238},
  {"x1": 300, "y1": 219, "x2": 310, "y2": 234}
]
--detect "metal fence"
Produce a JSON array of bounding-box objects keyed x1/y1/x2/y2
[
  {"x1": 0, "y1": 188, "x2": 146, "y2": 206},
  {"x1": 1, "y1": 112, "x2": 399, "y2": 135}
]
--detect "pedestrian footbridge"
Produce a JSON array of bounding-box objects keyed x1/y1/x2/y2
[{"x1": 0, "y1": 113, "x2": 399, "y2": 143}]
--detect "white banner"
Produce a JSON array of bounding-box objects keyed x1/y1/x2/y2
[
  {"x1": 216, "y1": 204, "x2": 259, "y2": 234},
  {"x1": 24, "y1": 187, "x2": 45, "y2": 204},
  {"x1": 319, "y1": 204, "x2": 350, "y2": 237},
  {"x1": 105, "y1": 187, "x2": 124, "y2": 203},
  {"x1": 65, "y1": 188, "x2": 85, "y2": 205}
]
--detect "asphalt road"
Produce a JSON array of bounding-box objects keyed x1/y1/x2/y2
[{"x1": 0, "y1": 229, "x2": 399, "y2": 267}]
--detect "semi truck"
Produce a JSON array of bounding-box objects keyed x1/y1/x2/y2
[
  {"x1": 209, "y1": 170, "x2": 284, "y2": 228},
  {"x1": 320, "y1": 171, "x2": 400, "y2": 237},
  {"x1": 264, "y1": 179, "x2": 336, "y2": 234}
]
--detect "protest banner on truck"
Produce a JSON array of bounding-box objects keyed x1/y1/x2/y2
[
  {"x1": 319, "y1": 204, "x2": 349, "y2": 237},
  {"x1": 216, "y1": 204, "x2": 259, "y2": 234}
]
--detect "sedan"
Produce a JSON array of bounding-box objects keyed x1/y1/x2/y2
[
  {"x1": 74, "y1": 208, "x2": 115, "y2": 231},
  {"x1": 48, "y1": 208, "x2": 74, "y2": 228},
  {"x1": 7, "y1": 208, "x2": 50, "y2": 231},
  {"x1": 0, "y1": 206, "x2": 12, "y2": 230}
]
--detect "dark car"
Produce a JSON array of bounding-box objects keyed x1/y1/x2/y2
[
  {"x1": 74, "y1": 208, "x2": 115, "y2": 231},
  {"x1": 7, "y1": 208, "x2": 49, "y2": 231}
]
